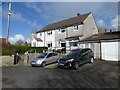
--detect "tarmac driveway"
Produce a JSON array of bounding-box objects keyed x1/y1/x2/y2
[{"x1": 2, "y1": 60, "x2": 119, "y2": 88}]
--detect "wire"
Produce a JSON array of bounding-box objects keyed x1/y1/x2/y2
[
  {"x1": 13, "y1": 3, "x2": 43, "y2": 24},
  {"x1": 13, "y1": 3, "x2": 71, "y2": 19}
]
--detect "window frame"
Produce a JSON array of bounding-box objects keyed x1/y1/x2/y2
[
  {"x1": 47, "y1": 31, "x2": 52, "y2": 35},
  {"x1": 73, "y1": 25, "x2": 79, "y2": 31}
]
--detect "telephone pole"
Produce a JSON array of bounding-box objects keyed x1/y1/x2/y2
[{"x1": 6, "y1": 0, "x2": 11, "y2": 43}]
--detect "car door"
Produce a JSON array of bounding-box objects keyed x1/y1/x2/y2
[
  {"x1": 45, "y1": 53, "x2": 54, "y2": 64},
  {"x1": 52, "y1": 53, "x2": 59, "y2": 62},
  {"x1": 79, "y1": 49, "x2": 88, "y2": 64}
]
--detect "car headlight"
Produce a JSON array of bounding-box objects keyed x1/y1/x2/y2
[
  {"x1": 66, "y1": 59, "x2": 74, "y2": 62},
  {"x1": 36, "y1": 60, "x2": 42, "y2": 64}
]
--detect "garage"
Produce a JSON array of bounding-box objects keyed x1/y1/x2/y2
[
  {"x1": 101, "y1": 41, "x2": 119, "y2": 61},
  {"x1": 80, "y1": 31, "x2": 120, "y2": 61}
]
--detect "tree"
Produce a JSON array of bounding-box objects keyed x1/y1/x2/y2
[{"x1": 15, "y1": 39, "x2": 24, "y2": 45}]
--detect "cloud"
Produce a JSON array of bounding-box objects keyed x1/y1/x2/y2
[
  {"x1": 9, "y1": 34, "x2": 25, "y2": 44},
  {"x1": 97, "y1": 20, "x2": 106, "y2": 27},
  {"x1": 11, "y1": 12, "x2": 38, "y2": 27},
  {"x1": 2, "y1": 8, "x2": 38, "y2": 27},
  {"x1": 111, "y1": 16, "x2": 119, "y2": 30}
]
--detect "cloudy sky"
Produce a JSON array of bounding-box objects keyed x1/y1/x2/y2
[{"x1": 1, "y1": 1, "x2": 119, "y2": 44}]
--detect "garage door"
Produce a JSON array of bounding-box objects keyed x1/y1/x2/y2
[{"x1": 101, "y1": 41, "x2": 119, "y2": 61}]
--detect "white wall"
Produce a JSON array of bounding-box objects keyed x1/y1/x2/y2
[
  {"x1": 102, "y1": 41, "x2": 119, "y2": 61},
  {"x1": 31, "y1": 39, "x2": 37, "y2": 47},
  {"x1": 80, "y1": 13, "x2": 98, "y2": 40},
  {"x1": 45, "y1": 30, "x2": 55, "y2": 48},
  {"x1": 36, "y1": 32, "x2": 45, "y2": 47}
]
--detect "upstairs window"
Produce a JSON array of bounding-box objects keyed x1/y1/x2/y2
[
  {"x1": 59, "y1": 27, "x2": 66, "y2": 33},
  {"x1": 73, "y1": 25, "x2": 79, "y2": 31},
  {"x1": 40, "y1": 33, "x2": 42, "y2": 36},
  {"x1": 47, "y1": 31, "x2": 52, "y2": 35}
]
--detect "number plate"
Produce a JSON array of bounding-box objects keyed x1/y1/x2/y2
[{"x1": 59, "y1": 63, "x2": 64, "y2": 66}]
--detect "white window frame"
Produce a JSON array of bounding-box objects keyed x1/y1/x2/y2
[
  {"x1": 58, "y1": 28, "x2": 66, "y2": 33},
  {"x1": 73, "y1": 25, "x2": 79, "y2": 31},
  {"x1": 47, "y1": 31, "x2": 52, "y2": 35},
  {"x1": 40, "y1": 33, "x2": 42, "y2": 36}
]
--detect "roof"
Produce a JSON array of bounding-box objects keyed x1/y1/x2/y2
[
  {"x1": 65, "y1": 35, "x2": 83, "y2": 40},
  {"x1": 0, "y1": 38, "x2": 6, "y2": 44},
  {"x1": 37, "y1": 12, "x2": 91, "y2": 33},
  {"x1": 80, "y1": 31, "x2": 120, "y2": 42},
  {"x1": 35, "y1": 38, "x2": 43, "y2": 42}
]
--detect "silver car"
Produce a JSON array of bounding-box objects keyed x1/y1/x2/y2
[{"x1": 31, "y1": 52, "x2": 60, "y2": 67}]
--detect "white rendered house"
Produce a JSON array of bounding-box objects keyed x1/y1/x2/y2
[{"x1": 31, "y1": 12, "x2": 98, "y2": 51}]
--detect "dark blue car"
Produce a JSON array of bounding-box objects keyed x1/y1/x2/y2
[{"x1": 58, "y1": 48, "x2": 94, "y2": 70}]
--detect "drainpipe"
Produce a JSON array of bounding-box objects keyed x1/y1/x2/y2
[
  {"x1": 44, "y1": 31, "x2": 45, "y2": 47},
  {"x1": 99, "y1": 40, "x2": 102, "y2": 60}
]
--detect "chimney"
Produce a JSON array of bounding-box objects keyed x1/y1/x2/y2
[
  {"x1": 110, "y1": 29, "x2": 112, "y2": 33},
  {"x1": 104, "y1": 29, "x2": 107, "y2": 34},
  {"x1": 77, "y1": 13, "x2": 81, "y2": 16}
]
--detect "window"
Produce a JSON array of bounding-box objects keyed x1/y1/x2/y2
[
  {"x1": 52, "y1": 53, "x2": 58, "y2": 56},
  {"x1": 70, "y1": 42, "x2": 78, "y2": 46},
  {"x1": 47, "y1": 53, "x2": 53, "y2": 58},
  {"x1": 73, "y1": 25, "x2": 78, "y2": 30},
  {"x1": 59, "y1": 28, "x2": 66, "y2": 33},
  {"x1": 40, "y1": 33, "x2": 42, "y2": 36},
  {"x1": 33, "y1": 42, "x2": 36, "y2": 47},
  {"x1": 48, "y1": 43, "x2": 52, "y2": 47},
  {"x1": 47, "y1": 31, "x2": 52, "y2": 35}
]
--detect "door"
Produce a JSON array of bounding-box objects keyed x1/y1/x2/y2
[
  {"x1": 45, "y1": 53, "x2": 54, "y2": 64},
  {"x1": 80, "y1": 49, "x2": 88, "y2": 64},
  {"x1": 52, "y1": 53, "x2": 59, "y2": 62}
]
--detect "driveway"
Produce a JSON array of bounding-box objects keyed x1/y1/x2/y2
[{"x1": 2, "y1": 60, "x2": 119, "y2": 88}]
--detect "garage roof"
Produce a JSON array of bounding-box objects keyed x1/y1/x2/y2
[{"x1": 80, "y1": 31, "x2": 120, "y2": 42}]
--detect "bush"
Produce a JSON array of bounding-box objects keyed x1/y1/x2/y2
[
  {"x1": 2, "y1": 49, "x2": 15, "y2": 56},
  {"x1": 1, "y1": 43, "x2": 16, "y2": 56},
  {"x1": 14, "y1": 45, "x2": 48, "y2": 54}
]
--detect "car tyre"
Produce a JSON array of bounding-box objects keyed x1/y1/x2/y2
[
  {"x1": 90, "y1": 57, "x2": 94, "y2": 63},
  {"x1": 41, "y1": 62, "x2": 46, "y2": 67},
  {"x1": 73, "y1": 62, "x2": 79, "y2": 70}
]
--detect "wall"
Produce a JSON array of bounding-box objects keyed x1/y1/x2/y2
[
  {"x1": 0, "y1": 56, "x2": 14, "y2": 67},
  {"x1": 67, "y1": 25, "x2": 83, "y2": 38},
  {"x1": 54, "y1": 29, "x2": 66, "y2": 48},
  {"x1": 80, "y1": 13, "x2": 98, "y2": 40}
]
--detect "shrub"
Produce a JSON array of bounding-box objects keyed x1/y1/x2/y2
[
  {"x1": 1, "y1": 43, "x2": 16, "y2": 56},
  {"x1": 13, "y1": 45, "x2": 48, "y2": 54}
]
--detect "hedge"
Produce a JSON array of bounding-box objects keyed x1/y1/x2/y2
[
  {"x1": 1, "y1": 44, "x2": 16, "y2": 56},
  {"x1": 14, "y1": 45, "x2": 48, "y2": 54}
]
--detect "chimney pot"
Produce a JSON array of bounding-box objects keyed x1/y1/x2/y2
[{"x1": 77, "y1": 13, "x2": 81, "y2": 16}]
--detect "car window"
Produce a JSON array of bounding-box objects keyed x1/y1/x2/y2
[
  {"x1": 37, "y1": 53, "x2": 48, "y2": 58},
  {"x1": 52, "y1": 53, "x2": 58, "y2": 56},
  {"x1": 47, "y1": 53, "x2": 53, "y2": 58}
]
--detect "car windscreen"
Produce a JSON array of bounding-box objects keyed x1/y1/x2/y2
[
  {"x1": 37, "y1": 53, "x2": 48, "y2": 58},
  {"x1": 66, "y1": 50, "x2": 80, "y2": 56}
]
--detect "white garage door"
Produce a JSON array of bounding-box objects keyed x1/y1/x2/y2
[{"x1": 102, "y1": 41, "x2": 119, "y2": 61}]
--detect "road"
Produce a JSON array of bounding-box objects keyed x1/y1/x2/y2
[{"x1": 2, "y1": 60, "x2": 119, "y2": 88}]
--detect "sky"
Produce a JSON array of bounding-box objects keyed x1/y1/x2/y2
[{"x1": 1, "y1": 1, "x2": 119, "y2": 44}]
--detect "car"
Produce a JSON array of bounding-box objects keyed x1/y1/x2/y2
[
  {"x1": 31, "y1": 52, "x2": 60, "y2": 67},
  {"x1": 58, "y1": 48, "x2": 94, "y2": 70}
]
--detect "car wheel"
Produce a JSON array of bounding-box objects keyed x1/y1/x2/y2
[
  {"x1": 41, "y1": 62, "x2": 46, "y2": 67},
  {"x1": 73, "y1": 62, "x2": 79, "y2": 70},
  {"x1": 90, "y1": 57, "x2": 94, "y2": 63}
]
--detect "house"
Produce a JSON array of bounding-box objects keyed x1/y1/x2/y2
[
  {"x1": 31, "y1": 12, "x2": 98, "y2": 52},
  {"x1": 31, "y1": 38, "x2": 43, "y2": 47},
  {"x1": 80, "y1": 31, "x2": 120, "y2": 61}
]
